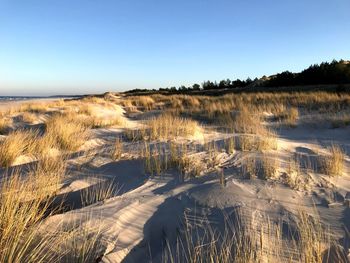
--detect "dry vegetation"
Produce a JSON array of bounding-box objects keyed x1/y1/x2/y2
[
  {"x1": 111, "y1": 137, "x2": 123, "y2": 160},
  {"x1": 0, "y1": 155, "x2": 65, "y2": 262},
  {"x1": 163, "y1": 209, "x2": 333, "y2": 263},
  {"x1": 45, "y1": 114, "x2": 89, "y2": 151},
  {"x1": 81, "y1": 180, "x2": 119, "y2": 207},
  {"x1": 147, "y1": 113, "x2": 201, "y2": 140},
  {"x1": 0, "y1": 130, "x2": 38, "y2": 167},
  {"x1": 0, "y1": 91, "x2": 348, "y2": 262},
  {"x1": 320, "y1": 144, "x2": 345, "y2": 176},
  {"x1": 0, "y1": 118, "x2": 11, "y2": 134}
]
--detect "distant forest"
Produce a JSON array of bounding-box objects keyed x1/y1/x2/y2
[{"x1": 126, "y1": 59, "x2": 350, "y2": 93}]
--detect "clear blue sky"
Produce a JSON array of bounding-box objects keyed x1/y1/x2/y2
[{"x1": 1, "y1": 0, "x2": 349, "y2": 96}]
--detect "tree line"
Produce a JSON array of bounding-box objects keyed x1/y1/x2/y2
[{"x1": 126, "y1": 59, "x2": 350, "y2": 93}]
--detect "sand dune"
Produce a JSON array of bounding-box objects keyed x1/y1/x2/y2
[{"x1": 0, "y1": 92, "x2": 349, "y2": 262}]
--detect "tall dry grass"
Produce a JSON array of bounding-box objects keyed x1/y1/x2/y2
[
  {"x1": 0, "y1": 154, "x2": 66, "y2": 262},
  {"x1": 80, "y1": 180, "x2": 119, "y2": 207},
  {"x1": 147, "y1": 113, "x2": 200, "y2": 140},
  {"x1": 276, "y1": 106, "x2": 299, "y2": 127},
  {"x1": 111, "y1": 137, "x2": 123, "y2": 160},
  {"x1": 45, "y1": 115, "x2": 89, "y2": 151},
  {"x1": 21, "y1": 112, "x2": 38, "y2": 123},
  {"x1": 163, "y1": 209, "x2": 333, "y2": 263},
  {"x1": 0, "y1": 118, "x2": 11, "y2": 134},
  {"x1": 0, "y1": 130, "x2": 38, "y2": 167},
  {"x1": 121, "y1": 96, "x2": 155, "y2": 111},
  {"x1": 285, "y1": 158, "x2": 303, "y2": 190},
  {"x1": 320, "y1": 145, "x2": 345, "y2": 177}
]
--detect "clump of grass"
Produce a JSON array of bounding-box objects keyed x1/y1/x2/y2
[
  {"x1": 164, "y1": 208, "x2": 332, "y2": 263},
  {"x1": 89, "y1": 116, "x2": 124, "y2": 129},
  {"x1": 80, "y1": 180, "x2": 119, "y2": 207},
  {"x1": 147, "y1": 113, "x2": 200, "y2": 140},
  {"x1": 241, "y1": 156, "x2": 257, "y2": 179},
  {"x1": 0, "y1": 154, "x2": 66, "y2": 262},
  {"x1": 111, "y1": 137, "x2": 123, "y2": 160},
  {"x1": 142, "y1": 141, "x2": 202, "y2": 178},
  {"x1": 121, "y1": 96, "x2": 156, "y2": 111},
  {"x1": 0, "y1": 118, "x2": 11, "y2": 134},
  {"x1": 229, "y1": 108, "x2": 270, "y2": 135},
  {"x1": 0, "y1": 130, "x2": 38, "y2": 167},
  {"x1": 48, "y1": 213, "x2": 105, "y2": 263},
  {"x1": 218, "y1": 168, "x2": 226, "y2": 186},
  {"x1": 178, "y1": 154, "x2": 202, "y2": 178},
  {"x1": 135, "y1": 96, "x2": 156, "y2": 111},
  {"x1": 278, "y1": 106, "x2": 299, "y2": 127},
  {"x1": 225, "y1": 136, "x2": 235, "y2": 154},
  {"x1": 320, "y1": 144, "x2": 345, "y2": 176},
  {"x1": 45, "y1": 115, "x2": 89, "y2": 151},
  {"x1": 120, "y1": 99, "x2": 137, "y2": 112},
  {"x1": 285, "y1": 158, "x2": 303, "y2": 189},
  {"x1": 260, "y1": 155, "x2": 279, "y2": 180},
  {"x1": 296, "y1": 211, "x2": 327, "y2": 263},
  {"x1": 256, "y1": 133, "x2": 278, "y2": 151},
  {"x1": 241, "y1": 155, "x2": 279, "y2": 180},
  {"x1": 163, "y1": 210, "x2": 277, "y2": 263},
  {"x1": 21, "y1": 112, "x2": 38, "y2": 123},
  {"x1": 124, "y1": 128, "x2": 146, "y2": 142},
  {"x1": 30, "y1": 155, "x2": 66, "y2": 199},
  {"x1": 22, "y1": 103, "x2": 49, "y2": 113},
  {"x1": 173, "y1": 143, "x2": 202, "y2": 178},
  {"x1": 78, "y1": 104, "x2": 94, "y2": 115},
  {"x1": 237, "y1": 134, "x2": 277, "y2": 152},
  {"x1": 143, "y1": 143, "x2": 166, "y2": 176}
]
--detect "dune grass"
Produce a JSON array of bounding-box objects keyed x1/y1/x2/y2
[
  {"x1": 147, "y1": 113, "x2": 200, "y2": 140},
  {"x1": 0, "y1": 130, "x2": 38, "y2": 167},
  {"x1": 80, "y1": 180, "x2": 119, "y2": 207},
  {"x1": 0, "y1": 154, "x2": 66, "y2": 262},
  {"x1": 237, "y1": 133, "x2": 277, "y2": 152},
  {"x1": 111, "y1": 137, "x2": 123, "y2": 160},
  {"x1": 321, "y1": 144, "x2": 345, "y2": 177},
  {"x1": 163, "y1": 209, "x2": 331, "y2": 263},
  {"x1": 0, "y1": 118, "x2": 11, "y2": 134},
  {"x1": 45, "y1": 114, "x2": 89, "y2": 151},
  {"x1": 285, "y1": 158, "x2": 303, "y2": 190},
  {"x1": 21, "y1": 112, "x2": 38, "y2": 123}
]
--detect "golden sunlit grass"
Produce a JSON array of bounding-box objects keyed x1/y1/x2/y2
[
  {"x1": 58, "y1": 223, "x2": 103, "y2": 263},
  {"x1": 164, "y1": 208, "x2": 331, "y2": 263},
  {"x1": 30, "y1": 155, "x2": 66, "y2": 199},
  {"x1": 121, "y1": 96, "x2": 155, "y2": 111},
  {"x1": 0, "y1": 154, "x2": 66, "y2": 262},
  {"x1": 20, "y1": 103, "x2": 50, "y2": 114},
  {"x1": 135, "y1": 96, "x2": 156, "y2": 110},
  {"x1": 89, "y1": 116, "x2": 124, "y2": 129},
  {"x1": 260, "y1": 155, "x2": 279, "y2": 179},
  {"x1": 320, "y1": 144, "x2": 345, "y2": 176},
  {"x1": 147, "y1": 113, "x2": 201, "y2": 140},
  {"x1": 111, "y1": 137, "x2": 123, "y2": 160},
  {"x1": 62, "y1": 102, "x2": 124, "y2": 129},
  {"x1": 276, "y1": 106, "x2": 299, "y2": 127},
  {"x1": 45, "y1": 114, "x2": 89, "y2": 151},
  {"x1": 285, "y1": 158, "x2": 303, "y2": 190},
  {"x1": 21, "y1": 112, "x2": 38, "y2": 123},
  {"x1": 0, "y1": 130, "x2": 38, "y2": 167},
  {"x1": 237, "y1": 133, "x2": 277, "y2": 152}
]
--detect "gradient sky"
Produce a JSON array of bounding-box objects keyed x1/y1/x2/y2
[{"x1": 1, "y1": 0, "x2": 349, "y2": 96}]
